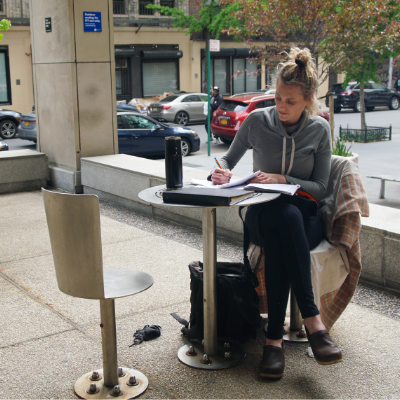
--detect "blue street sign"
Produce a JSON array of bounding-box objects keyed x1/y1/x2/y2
[{"x1": 83, "y1": 12, "x2": 102, "y2": 32}]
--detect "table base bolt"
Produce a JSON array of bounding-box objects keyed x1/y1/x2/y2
[
  {"x1": 126, "y1": 375, "x2": 139, "y2": 387},
  {"x1": 296, "y1": 329, "x2": 307, "y2": 339},
  {"x1": 118, "y1": 367, "x2": 126, "y2": 378},
  {"x1": 224, "y1": 342, "x2": 231, "y2": 350},
  {"x1": 110, "y1": 385, "x2": 123, "y2": 397},
  {"x1": 186, "y1": 346, "x2": 197, "y2": 356},
  {"x1": 224, "y1": 351, "x2": 232, "y2": 359},
  {"x1": 89, "y1": 370, "x2": 101, "y2": 381},
  {"x1": 200, "y1": 354, "x2": 212, "y2": 365},
  {"x1": 86, "y1": 383, "x2": 100, "y2": 395}
]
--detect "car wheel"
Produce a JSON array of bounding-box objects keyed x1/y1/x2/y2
[
  {"x1": 0, "y1": 120, "x2": 17, "y2": 139},
  {"x1": 220, "y1": 137, "x2": 233, "y2": 144},
  {"x1": 366, "y1": 106, "x2": 375, "y2": 111},
  {"x1": 354, "y1": 100, "x2": 361, "y2": 112},
  {"x1": 389, "y1": 97, "x2": 399, "y2": 110},
  {"x1": 175, "y1": 111, "x2": 189, "y2": 125},
  {"x1": 181, "y1": 138, "x2": 191, "y2": 157},
  {"x1": 334, "y1": 107, "x2": 341, "y2": 113}
]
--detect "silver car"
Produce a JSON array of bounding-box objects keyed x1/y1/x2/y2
[
  {"x1": 147, "y1": 93, "x2": 208, "y2": 125},
  {"x1": 17, "y1": 112, "x2": 37, "y2": 143}
]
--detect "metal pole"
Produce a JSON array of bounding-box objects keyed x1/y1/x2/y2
[
  {"x1": 202, "y1": 207, "x2": 217, "y2": 355},
  {"x1": 100, "y1": 299, "x2": 119, "y2": 387},
  {"x1": 289, "y1": 289, "x2": 303, "y2": 331},
  {"x1": 207, "y1": 46, "x2": 211, "y2": 156}
]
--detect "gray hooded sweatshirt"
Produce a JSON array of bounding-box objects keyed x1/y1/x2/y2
[{"x1": 219, "y1": 106, "x2": 332, "y2": 201}]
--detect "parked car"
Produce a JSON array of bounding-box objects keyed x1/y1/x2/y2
[
  {"x1": 17, "y1": 111, "x2": 200, "y2": 157},
  {"x1": 0, "y1": 139, "x2": 9, "y2": 151},
  {"x1": 116, "y1": 103, "x2": 143, "y2": 113},
  {"x1": 210, "y1": 94, "x2": 276, "y2": 143},
  {"x1": 0, "y1": 109, "x2": 22, "y2": 139},
  {"x1": 326, "y1": 81, "x2": 400, "y2": 113},
  {"x1": 117, "y1": 112, "x2": 200, "y2": 157},
  {"x1": 147, "y1": 93, "x2": 209, "y2": 125},
  {"x1": 17, "y1": 112, "x2": 37, "y2": 143}
]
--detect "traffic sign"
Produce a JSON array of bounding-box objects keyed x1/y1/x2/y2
[{"x1": 209, "y1": 39, "x2": 220, "y2": 52}]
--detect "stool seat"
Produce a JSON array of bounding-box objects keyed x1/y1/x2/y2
[{"x1": 103, "y1": 269, "x2": 153, "y2": 299}]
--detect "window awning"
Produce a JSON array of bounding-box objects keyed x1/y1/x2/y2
[
  {"x1": 141, "y1": 50, "x2": 183, "y2": 59},
  {"x1": 201, "y1": 48, "x2": 258, "y2": 57},
  {"x1": 115, "y1": 48, "x2": 136, "y2": 57}
]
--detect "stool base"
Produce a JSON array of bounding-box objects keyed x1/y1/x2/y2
[{"x1": 74, "y1": 367, "x2": 148, "y2": 399}]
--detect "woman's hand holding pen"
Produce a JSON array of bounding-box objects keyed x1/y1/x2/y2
[
  {"x1": 248, "y1": 172, "x2": 288, "y2": 184},
  {"x1": 212, "y1": 168, "x2": 233, "y2": 185}
]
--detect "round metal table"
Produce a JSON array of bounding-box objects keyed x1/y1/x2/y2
[{"x1": 139, "y1": 184, "x2": 279, "y2": 370}]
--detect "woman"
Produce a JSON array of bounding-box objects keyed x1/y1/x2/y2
[{"x1": 211, "y1": 48, "x2": 342, "y2": 378}]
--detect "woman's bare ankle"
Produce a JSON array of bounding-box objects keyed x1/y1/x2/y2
[
  {"x1": 304, "y1": 315, "x2": 326, "y2": 335},
  {"x1": 265, "y1": 338, "x2": 283, "y2": 348}
]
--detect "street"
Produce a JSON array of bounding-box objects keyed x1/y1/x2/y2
[{"x1": 4, "y1": 106, "x2": 400, "y2": 209}]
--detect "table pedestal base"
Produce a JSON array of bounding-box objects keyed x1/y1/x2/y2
[
  {"x1": 282, "y1": 318, "x2": 308, "y2": 343},
  {"x1": 177, "y1": 341, "x2": 245, "y2": 370}
]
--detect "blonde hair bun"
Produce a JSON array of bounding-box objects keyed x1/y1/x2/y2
[{"x1": 275, "y1": 47, "x2": 320, "y2": 117}]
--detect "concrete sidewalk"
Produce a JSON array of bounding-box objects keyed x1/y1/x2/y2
[{"x1": 1, "y1": 190, "x2": 400, "y2": 399}]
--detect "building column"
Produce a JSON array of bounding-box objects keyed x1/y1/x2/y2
[{"x1": 29, "y1": 0, "x2": 118, "y2": 193}]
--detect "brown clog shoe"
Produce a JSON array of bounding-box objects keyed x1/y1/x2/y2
[
  {"x1": 260, "y1": 344, "x2": 285, "y2": 378},
  {"x1": 306, "y1": 328, "x2": 343, "y2": 365}
]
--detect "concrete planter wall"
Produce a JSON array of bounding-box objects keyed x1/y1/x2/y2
[{"x1": 0, "y1": 150, "x2": 49, "y2": 194}]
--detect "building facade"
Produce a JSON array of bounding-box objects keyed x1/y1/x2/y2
[{"x1": 1, "y1": 0, "x2": 397, "y2": 114}]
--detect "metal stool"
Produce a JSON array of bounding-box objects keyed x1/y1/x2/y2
[{"x1": 42, "y1": 189, "x2": 153, "y2": 399}]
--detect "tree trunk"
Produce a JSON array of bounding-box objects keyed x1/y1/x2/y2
[{"x1": 360, "y1": 82, "x2": 366, "y2": 131}]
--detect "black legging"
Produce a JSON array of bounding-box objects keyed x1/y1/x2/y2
[{"x1": 245, "y1": 198, "x2": 323, "y2": 340}]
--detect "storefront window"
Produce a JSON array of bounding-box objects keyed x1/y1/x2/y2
[
  {"x1": 0, "y1": 48, "x2": 11, "y2": 104},
  {"x1": 201, "y1": 57, "x2": 229, "y2": 95},
  {"x1": 233, "y1": 58, "x2": 259, "y2": 94}
]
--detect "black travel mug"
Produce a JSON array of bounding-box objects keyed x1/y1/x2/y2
[{"x1": 165, "y1": 136, "x2": 183, "y2": 189}]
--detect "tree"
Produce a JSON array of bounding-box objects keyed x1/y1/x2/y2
[
  {"x1": 318, "y1": 0, "x2": 400, "y2": 129},
  {"x1": 220, "y1": 0, "x2": 337, "y2": 83},
  {"x1": 146, "y1": 0, "x2": 241, "y2": 92},
  {"x1": 0, "y1": 19, "x2": 11, "y2": 42}
]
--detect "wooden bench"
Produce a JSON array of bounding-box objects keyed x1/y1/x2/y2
[{"x1": 367, "y1": 175, "x2": 400, "y2": 198}]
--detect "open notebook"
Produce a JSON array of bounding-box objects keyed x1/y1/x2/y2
[{"x1": 191, "y1": 171, "x2": 300, "y2": 196}]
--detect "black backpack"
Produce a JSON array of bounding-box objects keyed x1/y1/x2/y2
[{"x1": 172, "y1": 208, "x2": 261, "y2": 342}]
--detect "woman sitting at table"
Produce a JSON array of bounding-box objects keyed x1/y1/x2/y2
[{"x1": 211, "y1": 47, "x2": 342, "y2": 378}]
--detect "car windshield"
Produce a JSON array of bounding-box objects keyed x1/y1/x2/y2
[
  {"x1": 219, "y1": 100, "x2": 248, "y2": 112},
  {"x1": 159, "y1": 95, "x2": 179, "y2": 102}
]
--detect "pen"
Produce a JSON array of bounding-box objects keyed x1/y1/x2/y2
[
  {"x1": 214, "y1": 158, "x2": 231, "y2": 182},
  {"x1": 214, "y1": 157, "x2": 223, "y2": 169}
]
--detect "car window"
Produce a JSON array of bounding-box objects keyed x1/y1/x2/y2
[
  {"x1": 254, "y1": 101, "x2": 266, "y2": 109},
  {"x1": 160, "y1": 95, "x2": 179, "y2": 102},
  {"x1": 182, "y1": 95, "x2": 201, "y2": 102},
  {"x1": 117, "y1": 115, "x2": 125, "y2": 129},
  {"x1": 330, "y1": 84, "x2": 345, "y2": 93},
  {"x1": 124, "y1": 114, "x2": 158, "y2": 129},
  {"x1": 219, "y1": 101, "x2": 248, "y2": 112},
  {"x1": 200, "y1": 95, "x2": 208, "y2": 102},
  {"x1": 364, "y1": 83, "x2": 374, "y2": 90},
  {"x1": 371, "y1": 83, "x2": 384, "y2": 90},
  {"x1": 266, "y1": 99, "x2": 276, "y2": 107},
  {"x1": 348, "y1": 83, "x2": 359, "y2": 90}
]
